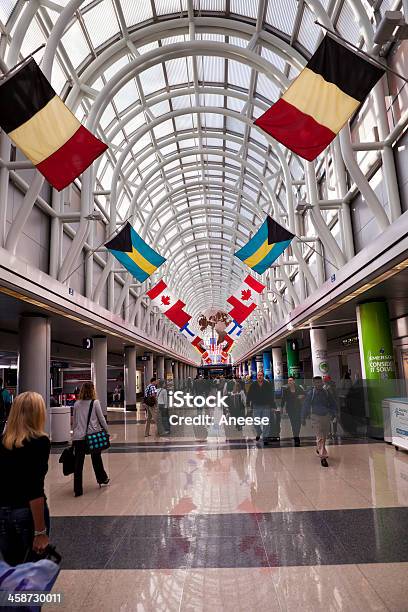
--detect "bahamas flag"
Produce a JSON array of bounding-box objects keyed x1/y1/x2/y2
[
  {"x1": 235, "y1": 216, "x2": 294, "y2": 275},
  {"x1": 105, "y1": 222, "x2": 165, "y2": 283}
]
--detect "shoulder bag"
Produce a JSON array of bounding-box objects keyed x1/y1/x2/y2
[
  {"x1": 59, "y1": 445, "x2": 75, "y2": 476},
  {"x1": 84, "y1": 400, "x2": 110, "y2": 455}
]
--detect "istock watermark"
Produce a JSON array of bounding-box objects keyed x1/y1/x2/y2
[{"x1": 168, "y1": 391, "x2": 270, "y2": 427}]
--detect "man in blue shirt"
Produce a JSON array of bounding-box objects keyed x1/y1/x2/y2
[{"x1": 302, "y1": 376, "x2": 336, "y2": 467}]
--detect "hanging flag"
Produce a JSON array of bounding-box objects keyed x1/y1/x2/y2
[
  {"x1": 227, "y1": 275, "x2": 265, "y2": 324},
  {"x1": 222, "y1": 334, "x2": 234, "y2": 354},
  {"x1": 225, "y1": 319, "x2": 243, "y2": 340},
  {"x1": 191, "y1": 335, "x2": 206, "y2": 354},
  {"x1": 146, "y1": 280, "x2": 191, "y2": 329},
  {"x1": 179, "y1": 322, "x2": 196, "y2": 342},
  {"x1": 105, "y1": 222, "x2": 165, "y2": 283},
  {"x1": 0, "y1": 58, "x2": 108, "y2": 190},
  {"x1": 254, "y1": 34, "x2": 385, "y2": 161},
  {"x1": 235, "y1": 216, "x2": 294, "y2": 274}
]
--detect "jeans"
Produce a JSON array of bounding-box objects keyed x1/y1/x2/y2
[
  {"x1": 157, "y1": 405, "x2": 170, "y2": 435},
  {"x1": 73, "y1": 440, "x2": 108, "y2": 496},
  {"x1": 0, "y1": 504, "x2": 50, "y2": 566},
  {"x1": 253, "y1": 404, "x2": 272, "y2": 438},
  {"x1": 287, "y1": 406, "x2": 301, "y2": 439}
]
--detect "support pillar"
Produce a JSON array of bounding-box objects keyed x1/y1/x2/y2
[
  {"x1": 286, "y1": 339, "x2": 301, "y2": 379},
  {"x1": 272, "y1": 347, "x2": 283, "y2": 396},
  {"x1": 357, "y1": 300, "x2": 396, "y2": 435},
  {"x1": 165, "y1": 358, "x2": 173, "y2": 385},
  {"x1": 247, "y1": 359, "x2": 251, "y2": 377},
  {"x1": 124, "y1": 345, "x2": 137, "y2": 411},
  {"x1": 263, "y1": 350, "x2": 272, "y2": 380},
  {"x1": 251, "y1": 357, "x2": 257, "y2": 379},
  {"x1": 18, "y1": 315, "x2": 51, "y2": 432},
  {"x1": 144, "y1": 352, "x2": 154, "y2": 386},
  {"x1": 92, "y1": 336, "x2": 107, "y2": 415},
  {"x1": 173, "y1": 361, "x2": 179, "y2": 387},
  {"x1": 255, "y1": 355, "x2": 263, "y2": 373},
  {"x1": 156, "y1": 355, "x2": 165, "y2": 380},
  {"x1": 310, "y1": 328, "x2": 330, "y2": 377}
]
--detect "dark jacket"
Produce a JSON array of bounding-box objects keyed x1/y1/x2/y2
[
  {"x1": 0, "y1": 435, "x2": 50, "y2": 507},
  {"x1": 282, "y1": 384, "x2": 304, "y2": 410},
  {"x1": 246, "y1": 381, "x2": 276, "y2": 407},
  {"x1": 302, "y1": 387, "x2": 336, "y2": 419}
]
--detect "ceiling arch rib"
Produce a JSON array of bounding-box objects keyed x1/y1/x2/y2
[{"x1": 1, "y1": 0, "x2": 381, "y2": 357}]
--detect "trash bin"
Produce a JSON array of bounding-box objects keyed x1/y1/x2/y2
[{"x1": 50, "y1": 405, "x2": 71, "y2": 443}]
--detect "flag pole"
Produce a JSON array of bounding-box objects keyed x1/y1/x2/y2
[
  {"x1": 315, "y1": 22, "x2": 408, "y2": 84},
  {"x1": 0, "y1": 44, "x2": 46, "y2": 80}
]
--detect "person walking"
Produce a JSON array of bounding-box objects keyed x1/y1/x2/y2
[
  {"x1": 281, "y1": 376, "x2": 305, "y2": 447},
  {"x1": 246, "y1": 370, "x2": 276, "y2": 445},
  {"x1": 144, "y1": 377, "x2": 158, "y2": 437},
  {"x1": 72, "y1": 381, "x2": 109, "y2": 496},
  {"x1": 0, "y1": 378, "x2": 12, "y2": 433},
  {"x1": 0, "y1": 392, "x2": 50, "y2": 565},
  {"x1": 227, "y1": 381, "x2": 246, "y2": 432},
  {"x1": 156, "y1": 379, "x2": 170, "y2": 436},
  {"x1": 302, "y1": 376, "x2": 337, "y2": 467}
]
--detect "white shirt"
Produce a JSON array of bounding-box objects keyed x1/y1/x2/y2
[
  {"x1": 72, "y1": 399, "x2": 108, "y2": 441},
  {"x1": 157, "y1": 388, "x2": 168, "y2": 406}
]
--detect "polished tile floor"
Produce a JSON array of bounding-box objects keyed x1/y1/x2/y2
[{"x1": 47, "y1": 407, "x2": 408, "y2": 611}]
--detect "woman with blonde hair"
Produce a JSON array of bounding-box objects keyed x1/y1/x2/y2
[
  {"x1": 72, "y1": 381, "x2": 109, "y2": 497},
  {"x1": 0, "y1": 392, "x2": 50, "y2": 565}
]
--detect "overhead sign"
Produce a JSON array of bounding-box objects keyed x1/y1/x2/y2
[
  {"x1": 141, "y1": 356, "x2": 150, "y2": 362},
  {"x1": 82, "y1": 338, "x2": 93, "y2": 350}
]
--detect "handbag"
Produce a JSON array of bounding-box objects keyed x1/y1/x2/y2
[
  {"x1": 24, "y1": 544, "x2": 62, "y2": 565},
  {"x1": 59, "y1": 445, "x2": 75, "y2": 476},
  {"x1": 84, "y1": 400, "x2": 110, "y2": 455}
]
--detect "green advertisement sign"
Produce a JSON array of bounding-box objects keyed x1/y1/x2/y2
[
  {"x1": 286, "y1": 339, "x2": 301, "y2": 379},
  {"x1": 357, "y1": 301, "x2": 396, "y2": 430}
]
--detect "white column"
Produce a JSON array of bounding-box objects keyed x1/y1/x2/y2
[
  {"x1": 156, "y1": 355, "x2": 165, "y2": 380},
  {"x1": 18, "y1": 315, "x2": 51, "y2": 432},
  {"x1": 124, "y1": 345, "x2": 137, "y2": 411},
  {"x1": 91, "y1": 336, "x2": 107, "y2": 415},
  {"x1": 144, "y1": 352, "x2": 153, "y2": 383},
  {"x1": 272, "y1": 346, "x2": 283, "y2": 396},
  {"x1": 310, "y1": 328, "x2": 330, "y2": 377},
  {"x1": 255, "y1": 355, "x2": 263, "y2": 373},
  {"x1": 272, "y1": 347, "x2": 283, "y2": 381},
  {"x1": 173, "y1": 361, "x2": 179, "y2": 386}
]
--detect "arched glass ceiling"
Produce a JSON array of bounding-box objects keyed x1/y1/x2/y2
[{"x1": 0, "y1": 0, "x2": 387, "y2": 321}]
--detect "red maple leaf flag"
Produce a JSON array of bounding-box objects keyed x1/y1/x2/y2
[
  {"x1": 146, "y1": 280, "x2": 191, "y2": 329},
  {"x1": 241, "y1": 289, "x2": 252, "y2": 301},
  {"x1": 227, "y1": 274, "x2": 265, "y2": 324}
]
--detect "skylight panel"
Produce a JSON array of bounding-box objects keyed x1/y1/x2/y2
[
  {"x1": 61, "y1": 21, "x2": 91, "y2": 68},
  {"x1": 121, "y1": 0, "x2": 153, "y2": 26},
  {"x1": 82, "y1": 0, "x2": 119, "y2": 48}
]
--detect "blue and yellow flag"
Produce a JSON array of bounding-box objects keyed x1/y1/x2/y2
[
  {"x1": 235, "y1": 216, "x2": 294, "y2": 275},
  {"x1": 105, "y1": 222, "x2": 165, "y2": 282}
]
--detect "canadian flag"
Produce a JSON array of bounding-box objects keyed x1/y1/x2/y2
[
  {"x1": 147, "y1": 280, "x2": 191, "y2": 329},
  {"x1": 227, "y1": 275, "x2": 265, "y2": 324},
  {"x1": 222, "y1": 333, "x2": 234, "y2": 354}
]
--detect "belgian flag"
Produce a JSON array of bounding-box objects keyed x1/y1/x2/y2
[
  {"x1": 0, "y1": 58, "x2": 107, "y2": 190},
  {"x1": 235, "y1": 216, "x2": 294, "y2": 275},
  {"x1": 105, "y1": 222, "x2": 166, "y2": 283},
  {"x1": 255, "y1": 35, "x2": 385, "y2": 161}
]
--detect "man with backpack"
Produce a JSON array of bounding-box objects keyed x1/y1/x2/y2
[
  {"x1": 302, "y1": 376, "x2": 337, "y2": 467},
  {"x1": 144, "y1": 377, "x2": 157, "y2": 437},
  {"x1": 0, "y1": 378, "x2": 12, "y2": 433}
]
